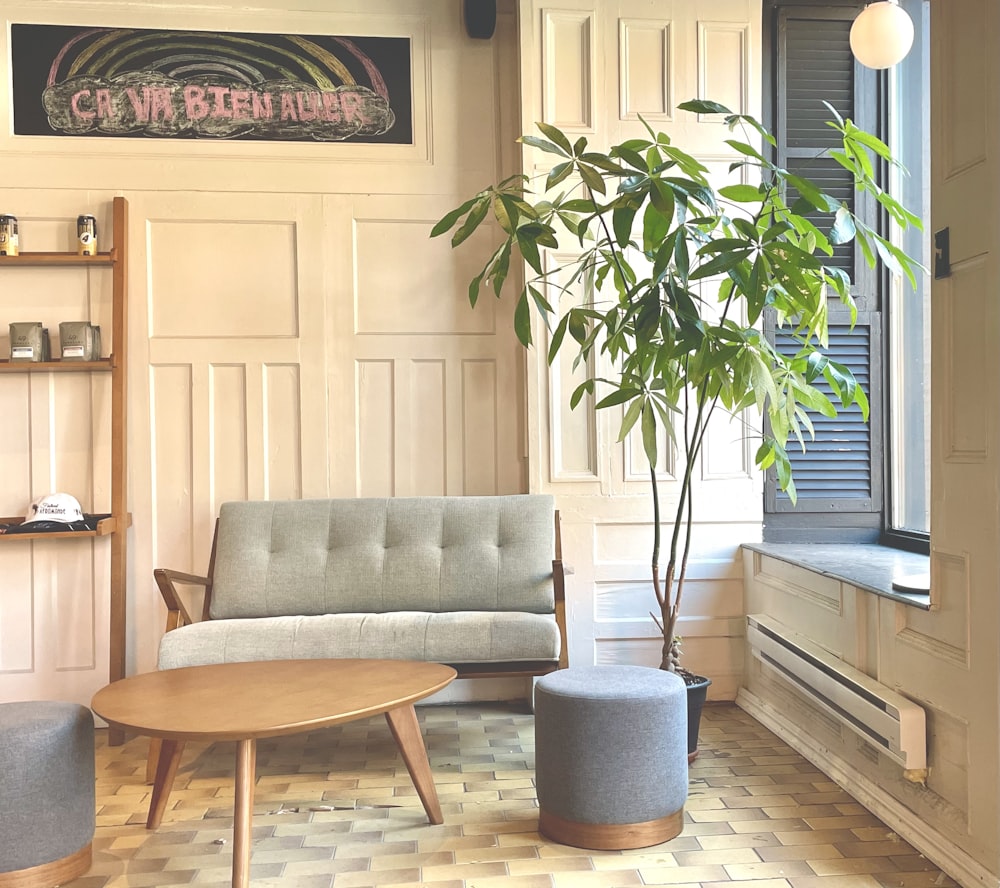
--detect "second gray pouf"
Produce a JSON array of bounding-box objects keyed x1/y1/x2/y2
[
  {"x1": 0, "y1": 701, "x2": 95, "y2": 886},
  {"x1": 534, "y1": 665, "x2": 688, "y2": 849}
]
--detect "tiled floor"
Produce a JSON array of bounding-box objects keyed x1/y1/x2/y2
[{"x1": 69, "y1": 702, "x2": 960, "y2": 887}]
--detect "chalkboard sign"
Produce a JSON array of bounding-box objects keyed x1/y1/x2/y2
[{"x1": 11, "y1": 24, "x2": 413, "y2": 143}]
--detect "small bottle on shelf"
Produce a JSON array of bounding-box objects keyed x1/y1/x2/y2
[
  {"x1": 77, "y1": 215, "x2": 97, "y2": 256},
  {"x1": 0, "y1": 215, "x2": 19, "y2": 256}
]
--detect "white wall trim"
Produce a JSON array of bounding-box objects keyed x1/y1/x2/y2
[{"x1": 736, "y1": 688, "x2": 997, "y2": 888}]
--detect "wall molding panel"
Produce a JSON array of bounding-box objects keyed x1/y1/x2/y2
[
  {"x1": 697, "y1": 21, "x2": 750, "y2": 116},
  {"x1": 541, "y1": 8, "x2": 596, "y2": 130},
  {"x1": 618, "y1": 18, "x2": 673, "y2": 121},
  {"x1": 939, "y1": 255, "x2": 989, "y2": 462}
]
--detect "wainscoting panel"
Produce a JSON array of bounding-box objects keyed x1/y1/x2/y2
[
  {"x1": 148, "y1": 220, "x2": 299, "y2": 339},
  {"x1": 697, "y1": 21, "x2": 750, "y2": 115},
  {"x1": 939, "y1": 256, "x2": 988, "y2": 461},
  {"x1": 618, "y1": 18, "x2": 673, "y2": 121},
  {"x1": 542, "y1": 251, "x2": 598, "y2": 483},
  {"x1": 541, "y1": 8, "x2": 596, "y2": 131}
]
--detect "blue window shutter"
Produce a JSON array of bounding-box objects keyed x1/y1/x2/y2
[
  {"x1": 763, "y1": 1, "x2": 884, "y2": 541},
  {"x1": 770, "y1": 321, "x2": 881, "y2": 512}
]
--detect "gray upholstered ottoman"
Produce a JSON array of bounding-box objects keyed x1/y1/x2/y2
[
  {"x1": 0, "y1": 702, "x2": 95, "y2": 887},
  {"x1": 534, "y1": 665, "x2": 688, "y2": 849}
]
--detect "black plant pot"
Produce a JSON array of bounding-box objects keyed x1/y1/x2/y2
[{"x1": 684, "y1": 674, "x2": 712, "y2": 762}]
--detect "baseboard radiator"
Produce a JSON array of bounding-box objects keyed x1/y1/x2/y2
[{"x1": 746, "y1": 614, "x2": 927, "y2": 778}]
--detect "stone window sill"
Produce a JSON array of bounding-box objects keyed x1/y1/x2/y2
[{"x1": 741, "y1": 542, "x2": 931, "y2": 610}]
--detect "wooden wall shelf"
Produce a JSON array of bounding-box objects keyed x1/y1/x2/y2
[
  {"x1": 0, "y1": 514, "x2": 131, "y2": 540},
  {"x1": 1, "y1": 197, "x2": 129, "y2": 739},
  {"x1": 0, "y1": 358, "x2": 113, "y2": 372},
  {"x1": 0, "y1": 251, "x2": 115, "y2": 267}
]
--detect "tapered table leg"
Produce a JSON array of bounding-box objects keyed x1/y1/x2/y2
[
  {"x1": 147, "y1": 739, "x2": 184, "y2": 829},
  {"x1": 384, "y1": 704, "x2": 443, "y2": 824},
  {"x1": 231, "y1": 738, "x2": 257, "y2": 888}
]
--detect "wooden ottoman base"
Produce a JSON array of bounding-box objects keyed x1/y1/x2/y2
[
  {"x1": 0, "y1": 843, "x2": 92, "y2": 888},
  {"x1": 538, "y1": 807, "x2": 684, "y2": 851}
]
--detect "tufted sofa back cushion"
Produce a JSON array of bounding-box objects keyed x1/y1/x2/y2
[{"x1": 209, "y1": 495, "x2": 556, "y2": 619}]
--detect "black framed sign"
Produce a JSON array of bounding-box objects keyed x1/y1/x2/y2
[{"x1": 11, "y1": 24, "x2": 413, "y2": 143}]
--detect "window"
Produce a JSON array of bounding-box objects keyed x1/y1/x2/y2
[
  {"x1": 886, "y1": 0, "x2": 931, "y2": 543},
  {"x1": 762, "y1": 0, "x2": 930, "y2": 550}
]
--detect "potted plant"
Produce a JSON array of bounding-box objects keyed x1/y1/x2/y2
[{"x1": 433, "y1": 100, "x2": 921, "y2": 753}]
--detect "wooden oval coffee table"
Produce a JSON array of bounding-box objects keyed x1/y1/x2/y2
[{"x1": 92, "y1": 659, "x2": 456, "y2": 888}]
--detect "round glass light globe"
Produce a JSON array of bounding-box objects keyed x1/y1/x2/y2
[{"x1": 850, "y1": 1, "x2": 915, "y2": 69}]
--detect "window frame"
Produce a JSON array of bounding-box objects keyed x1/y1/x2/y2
[{"x1": 761, "y1": 0, "x2": 929, "y2": 554}]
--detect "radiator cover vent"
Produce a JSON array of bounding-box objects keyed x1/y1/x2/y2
[{"x1": 747, "y1": 614, "x2": 927, "y2": 774}]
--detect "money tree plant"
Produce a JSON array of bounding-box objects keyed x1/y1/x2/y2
[{"x1": 432, "y1": 100, "x2": 922, "y2": 675}]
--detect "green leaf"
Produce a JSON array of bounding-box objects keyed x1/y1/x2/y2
[
  {"x1": 546, "y1": 161, "x2": 574, "y2": 192},
  {"x1": 547, "y1": 313, "x2": 570, "y2": 364},
  {"x1": 755, "y1": 439, "x2": 776, "y2": 470},
  {"x1": 451, "y1": 198, "x2": 490, "y2": 247},
  {"x1": 678, "y1": 99, "x2": 733, "y2": 115},
  {"x1": 597, "y1": 387, "x2": 642, "y2": 409},
  {"x1": 568, "y1": 310, "x2": 588, "y2": 345},
  {"x1": 665, "y1": 177, "x2": 716, "y2": 211},
  {"x1": 431, "y1": 196, "x2": 478, "y2": 238},
  {"x1": 725, "y1": 139, "x2": 767, "y2": 164},
  {"x1": 569, "y1": 379, "x2": 594, "y2": 409},
  {"x1": 760, "y1": 220, "x2": 793, "y2": 243},
  {"x1": 615, "y1": 146, "x2": 649, "y2": 171},
  {"x1": 829, "y1": 206, "x2": 856, "y2": 245},
  {"x1": 535, "y1": 122, "x2": 574, "y2": 154},
  {"x1": 719, "y1": 184, "x2": 764, "y2": 202},
  {"x1": 580, "y1": 153, "x2": 628, "y2": 174},
  {"x1": 514, "y1": 291, "x2": 532, "y2": 347},
  {"x1": 698, "y1": 238, "x2": 753, "y2": 255},
  {"x1": 613, "y1": 204, "x2": 637, "y2": 248},
  {"x1": 641, "y1": 401, "x2": 658, "y2": 469},
  {"x1": 516, "y1": 230, "x2": 543, "y2": 274},
  {"x1": 527, "y1": 283, "x2": 554, "y2": 315},
  {"x1": 642, "y1": 201, "x2": 672, "y2": 254},
  {"x1": 490, "y1": 241, "x2": 512, "y2": 296},
  {"x1": 618, "y1": 397, "x2": 643, "y2": 443},
  {"x1": 674, "y1": 234, "x2": 690, "y2": 281},
  {"x1": 468, "y1": 269, "x2": 485, "y2": 308},
  {"x1": 649, "y1": 179, "x2": 676, "y2": 219},
  {"x1": 578, "y1": 163, "x2": 607, "y2": 196},
  {"x1": 493, "y1": 197, "x2": 514, "y2": 235},
  {"x1": 849, "y1": 128, "x2": 894, "y2": 162},
  {"x1": 785, "y1": 174, "x2": 840, "y2": 213},
  {"x1": 873, "y1": 236, "x2": 905, "y2": 277},
  {"x1": 520, "y1": 135, "x2": 569, "y2": 157},
  {"x1": 690, "y1": 249, "x2": 752, "y2": 280}
]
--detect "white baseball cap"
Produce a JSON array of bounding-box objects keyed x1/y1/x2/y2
[{"x1": 23, "y1": 493, "x2": 85, "y2": 524}]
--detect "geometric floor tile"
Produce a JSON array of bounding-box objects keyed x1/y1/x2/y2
[{"x1": 63, "y1": 702, "x2": 961, "y2": 887}]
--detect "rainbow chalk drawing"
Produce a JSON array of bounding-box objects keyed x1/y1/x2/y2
[{"x1": 13, "y1": 25, "x2": 411, "y2": 142}]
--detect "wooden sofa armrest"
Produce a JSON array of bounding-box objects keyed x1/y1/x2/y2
[
  {"x1": 154, "y1": 518, "x2": 220, "y2": 633},
  {"x1": 553, "y1": 510, "x2": 570, "y2": 669},
  {"x1": 154, "y1": 569, "x2": 211, "y2": 633},
  {"x1": 147, "y1": 567, "x2": 212, "y2": 784}
]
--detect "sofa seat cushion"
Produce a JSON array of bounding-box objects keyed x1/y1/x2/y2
[{"x1": 158, "y1": 612, "x2": 561, "y2": 670}]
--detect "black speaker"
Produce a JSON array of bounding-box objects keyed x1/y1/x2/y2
[{"x1": 464, "y1": 0, "x2": 497, "y2": 39}]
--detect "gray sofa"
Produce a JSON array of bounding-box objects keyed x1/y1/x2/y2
[{"x1": 156, "y1": 495, "x2": 568, "y2": 679}]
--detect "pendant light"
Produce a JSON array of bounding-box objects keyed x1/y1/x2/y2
[{"x1": 849, "y1": 0, "x2": 915, "y2": 69}]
